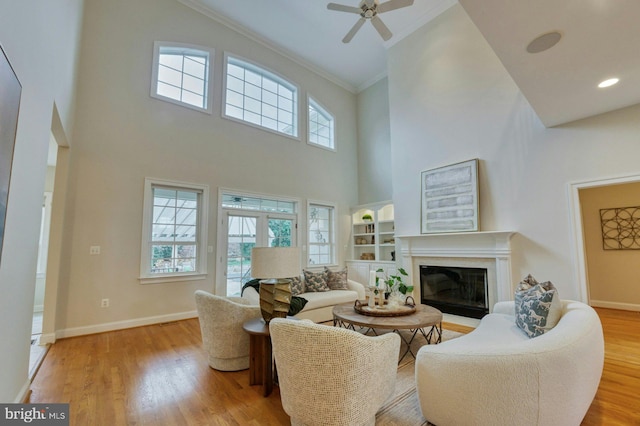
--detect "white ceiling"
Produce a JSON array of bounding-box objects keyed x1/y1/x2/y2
[{"x1": 178, "y1": 0, "x2": 640, "y2": 127}]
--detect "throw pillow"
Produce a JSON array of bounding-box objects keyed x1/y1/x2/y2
[
  {"x1": 514, "y1": 276, "x2": 562, "y2": 338},
  {"x1": 515, "y1": 274, "x2": 562, "y2": 333},
  {"x1": 303, "y1": 269, "x2": 331, "y2": 292},
  {"x1": 289, "y1": 296, "x2": 308, "y2": 316},
  {"x1": 516, "y1": 273, "x2": 539, "y2": 292},
  {"x1": 325, "y1": 266, "x2": 349, "y2": 290},
  {"x1": 290, "y1": 275, "x2": 305, "y2": 296}
]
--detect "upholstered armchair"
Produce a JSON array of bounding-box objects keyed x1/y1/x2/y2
[
  {"x1": 269, "y1": 318, "x2": 400, "y2": 426},
  {"x1": 194, "y1": 290, "x2": 260, "y2": 371}
]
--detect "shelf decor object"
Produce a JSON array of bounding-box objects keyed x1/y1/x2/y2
[
  {"x1": 421, "y1": 159, "x2": 479, "y2": 234},
  {"x1": 251, "y1": 247, "x2": 301, "y2": 323}
]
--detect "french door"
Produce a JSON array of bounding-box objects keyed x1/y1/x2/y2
[{"x1": 223, "y1": 212, "x2": 296, "y2": 296}]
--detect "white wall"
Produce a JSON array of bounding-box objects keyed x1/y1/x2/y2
[
  {"x1": 357, "y1": 78, "x2": 392, "y2": 204},
  {"x1": 56, "y1": 0, "x2": 358, "y2": 333},
  {"x1": 387, "y1": 4, "x2": 640, "y2": 300},
  {"x1": 0, "y1": 0, "x2": 83, "y2": 402}
]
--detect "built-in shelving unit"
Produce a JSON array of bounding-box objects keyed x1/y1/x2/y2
[{"x1": 347, "y1": 201, "x2": 397, "y2": 286}]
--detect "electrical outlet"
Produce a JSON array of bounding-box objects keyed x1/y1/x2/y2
[
  {"x1": 101, "y1": 298, "x2": 109, "y2": 308},
  {"x1": 90, "y1": 246, "x2": 101, "y2": 255}
]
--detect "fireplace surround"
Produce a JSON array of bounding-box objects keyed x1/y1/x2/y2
[
  {"x1": 420, "y1": 265, "x2": 489, "y2": 319},
  {"x1": 399, "y1": 231, "x2": 515, "y2": 320}
]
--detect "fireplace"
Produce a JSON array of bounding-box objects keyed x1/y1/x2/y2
[
  {"x1": 399, "y1": 231, "x2": 515, "y2": 322},
  {"x1": 420, "y1": 265, "x2": 489, "y2": 319}
]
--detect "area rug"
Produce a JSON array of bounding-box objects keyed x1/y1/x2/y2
[{"x1": 373, "y1": 328, "x2": 463, "y2": 425}]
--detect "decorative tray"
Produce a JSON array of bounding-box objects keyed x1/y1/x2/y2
[{"x1": 353, "y1": 296, "x2": 416, "y2": 317}]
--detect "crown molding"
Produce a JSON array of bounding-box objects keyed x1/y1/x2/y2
[
  {"x1": 176, "y1": 0, "x2": 358, "y2": 93},
  {"x1": 383, "y1": 0, "x2": 458, "y2": 49}
]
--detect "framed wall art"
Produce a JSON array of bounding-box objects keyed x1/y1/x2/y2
[
  {"x1": 600, "y1": 206, "x2": 640, "y2": 250},
  {"x1": 0, "y1": 44, "x2": 22, "y2": 264},
  {"x1": 421, "y1": 159, "x2": 479, "y2": 234}
]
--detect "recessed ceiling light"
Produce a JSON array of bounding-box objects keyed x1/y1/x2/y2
[
  {"x1": 598, "y1": 78, "x2": 619, "y2": 88},
  {"x1": 526, "y1": 31, "x2": 562, "y2": 54}
]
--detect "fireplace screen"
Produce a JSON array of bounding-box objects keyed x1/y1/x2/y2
[{"x1": 420, "y1": 265, "x2": 489, "y2": 319}]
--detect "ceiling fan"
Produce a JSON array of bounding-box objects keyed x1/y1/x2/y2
[{"x1": 327, "y1": 0, "x2": 414, "y2": 43}]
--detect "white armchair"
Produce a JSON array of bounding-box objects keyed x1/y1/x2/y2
[
  {"x1": 269, "y1": 318, "x2": 400, "y2": 426},
  {"x1": 194, "y1": 290, "x2": 260, "y2": 371}
]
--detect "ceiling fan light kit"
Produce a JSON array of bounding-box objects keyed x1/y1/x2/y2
[{"x1": 327, "y1": 0, "x2": 415, "y2": 43}]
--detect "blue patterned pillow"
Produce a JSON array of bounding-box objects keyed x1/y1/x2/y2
[
  {"x1": 515, "y1": 283, "x2": 560, "y2": 338},
  {"x1": 289, "y1": 275, "x2": 304, "y2": 296},
  {"x1": 303, "y1": 269, "x2": 330, "y2": 292}
]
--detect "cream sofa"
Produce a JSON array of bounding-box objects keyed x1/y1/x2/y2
[
  {"x1": 415, "y1": 300, "x2": 604, "y2": 426},
  {"x1": 242, "y1": 278, "x2": 365, "y2": 322}
]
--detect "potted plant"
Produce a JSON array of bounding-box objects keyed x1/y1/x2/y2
[
  {"x1": 376, "y1": 267, "x2": 413, "y2": 306},
  {"x1": 362, "y1": 213, "x2": 373, "y2": 222}
]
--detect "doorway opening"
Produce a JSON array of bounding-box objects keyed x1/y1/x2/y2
[
  {"x1": 569, "y1": 173, "x2": 640, "y2": 311},
  {"x1": 29, "y1": 133, "x2": 58, "y2": 377}
]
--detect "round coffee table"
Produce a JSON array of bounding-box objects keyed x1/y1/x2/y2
[{"x1": 332, "y1": 302, "x2": 443, "y2": 362}]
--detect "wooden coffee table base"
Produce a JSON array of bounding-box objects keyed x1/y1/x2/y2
[{"x1": 333, "y1": 302, "x2": 443, "y2": 363}]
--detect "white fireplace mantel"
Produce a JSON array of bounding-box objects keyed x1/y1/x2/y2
[
  {"x1": 398, "y1": 231, "x2": 515, "y2": 258},
  {"x1": 398, "y1": 231, "x2": 517, "y2": 317}
]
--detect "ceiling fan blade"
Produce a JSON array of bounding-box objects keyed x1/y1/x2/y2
[
  {"x1": 377, "y1": 0, "x2": 414, "y2": 14},
  {"x1": 327, "y1": 3, "x2": 362, "y2": 14},
  {"x1": 342, "y1": 17, "x2": 367, "y2": 43},
  {"x1": 370, "y1": 15, "x2": 392, "y2": 41}
]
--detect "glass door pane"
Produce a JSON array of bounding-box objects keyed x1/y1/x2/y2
[
  {"x1": 268, "y1": 218, "x2": 293, "y2": 247},
  {"x1": 226, "y1": 215, "x2": 257, "y2": 296}
]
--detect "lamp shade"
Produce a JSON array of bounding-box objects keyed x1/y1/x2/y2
[{"x1": 251, "y1": 247, "x2": 301, "y2": 279}]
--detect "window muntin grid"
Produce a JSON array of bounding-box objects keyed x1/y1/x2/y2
[
  {"x1": 154, "y1": 44, "x2": 210, "y2": 111},
  {"x1": 224, "y1": 56, "x2": 298, "y2": 137},
  {"x1": 149, "y1": 186, "x2": 200, "y2": 275},
  {"x1": 308, "y1": 97, "x2": 335, "y2": 150},
  {"x1": 308, "y1": 203, "x2": 335, "y2": 266},
  {"x1": 221, "y1": 193, "x2": 296, "y2": 214}
]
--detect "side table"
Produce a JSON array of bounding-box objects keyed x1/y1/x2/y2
[{"x1": 243, "y1": 317, "x2": 274, "y2": 397}]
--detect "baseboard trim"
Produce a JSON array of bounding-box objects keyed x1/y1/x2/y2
[
  {"x1": 55, "y1": 310, "x2": 198, "y2": 339},
  {"x1": 590, "y1": 300, "x2": 640, "y2": 312},
  {"x1": 39, "y1": 333, "x2": 56, "y2": 345},
  {"x1": 14, "y1": 379, "x2": 31, "y2": 403}
]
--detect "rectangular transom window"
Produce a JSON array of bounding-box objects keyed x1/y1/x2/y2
[
  {"x1": 307, "y1": 201, "x2": 336, "y2": 266},
  {"x1": 140, "y1": 178, "x2": 209, "y2": 283},
  {"x1": 151, "y1": 41, "x2": 213, "y2": 113},
  {"x1": 223, "y1": 54, "x2": 298, "y2": 138},
  {"x1": 308, "y1": 97, "x2": 335, "y2": 151}
]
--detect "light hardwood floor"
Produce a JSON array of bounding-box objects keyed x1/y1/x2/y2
[{"x1": 29, "y1": 308, "x2": 640, "y2": 425}]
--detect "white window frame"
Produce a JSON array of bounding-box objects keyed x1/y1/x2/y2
[
  {"x1": 139, "y1": 178, "x2": 209, "y2": 284},
  {"x1": 216, "y1": 188, "x2": 302, "y2": 296},
  {"x1": 150, "y1": 41, "x2": 214, "y2": 114},
  {"x1": 222, "y1": 52, "x2": 300, "y2": 140},
  {"x1": 307, "y1": 96, "x2": 336, "y2": 152},
  {"x1": 307, "y1": 200, "x2": 337, "y2": 267}
]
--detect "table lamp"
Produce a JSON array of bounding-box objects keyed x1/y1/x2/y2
[{"x1": 251, "y1": 247, "x2": 301, "y2": 323}]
